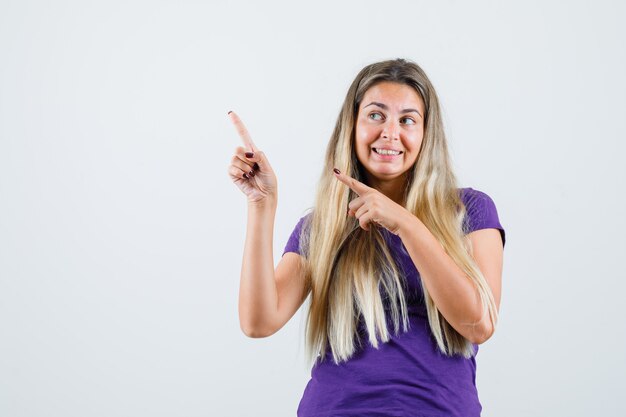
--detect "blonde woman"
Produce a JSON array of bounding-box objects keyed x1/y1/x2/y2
[{"x1": 228, "y1": 58, "x2": 505, "y2": 417}]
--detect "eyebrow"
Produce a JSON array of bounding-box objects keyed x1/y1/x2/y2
[{"x1": 364, "y1": 101, "x2": 422, "y2": 118}]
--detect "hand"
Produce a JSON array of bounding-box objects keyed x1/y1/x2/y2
[
  {"x1": 333, "y1": 168, "x2": 411, "y2": 236},
  {"x1": 227, "y1": 111, "x2": 278, "y2": 204}
]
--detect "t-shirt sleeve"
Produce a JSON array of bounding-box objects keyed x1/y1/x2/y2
[
  {"x1": 462, "y1": 188, "x2": 506, "y2": 248},
  {"x1": 282, "y1": 214, "x2": 309, "y2": 256}
]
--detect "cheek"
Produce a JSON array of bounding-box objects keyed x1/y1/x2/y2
[
  {"x1": 355, "y1": 127, "x2": 369, "y2": 149},
  {"x1": 409, "y1": 131, "x2": 424, "y2": 150},
  {"x1": 357, "y1": 125, "x2": 377, "y2": 144},
  {"x1": 355, "y1": 124, "x2": 366, "y2": 141}
]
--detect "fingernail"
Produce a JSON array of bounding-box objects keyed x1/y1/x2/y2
[
  {"x1": 245, "y1": 152, "x2": 254, "y2": 158},
  {"x1": 243, "y1": 173, "x2": 249, "y2": 179},
  {"x1": 333, "y1": 168, "x2": 340, "y2": 175},
  {"x1": 228, "y1": 110, "x2": 232, "y2": 115},
  {"x1": 248, "y1": 170, "x2": 255, "y2": 177},
  {"x1": 253, "y1": 162, "x2": 260, "y2": 170}
]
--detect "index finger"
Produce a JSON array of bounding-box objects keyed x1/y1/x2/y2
[
  {"x1": 333, "y1": 168, "x2": 371, "y2": 196},
  {"x1": 228, "y1": 111, "x2": 257, "y2": 152}
]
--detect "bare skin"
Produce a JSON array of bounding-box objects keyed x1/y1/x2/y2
[{"x1": 227, "y1": 112, "x2": 308, "y2": 337}]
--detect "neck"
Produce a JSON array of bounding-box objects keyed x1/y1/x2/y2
[{"x1": 366, "y1": 173, "x2": 407, "y2": 206}]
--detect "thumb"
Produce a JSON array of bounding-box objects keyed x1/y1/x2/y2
[{"x1": 245, "y1": 150, "x2": 270, "y2": 172}]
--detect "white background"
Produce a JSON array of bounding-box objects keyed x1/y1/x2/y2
[{"x1": 1, "y1": 1, "x2": 625, "y2": 416}]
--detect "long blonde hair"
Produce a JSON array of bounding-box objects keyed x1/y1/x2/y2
[{"x1": 297, "y1": 58, "x2": 498, "y2": 366}]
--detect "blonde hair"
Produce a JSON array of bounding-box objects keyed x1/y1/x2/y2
[{"x1": 297, "y1": 58, "x2": 498, "y2": 366}]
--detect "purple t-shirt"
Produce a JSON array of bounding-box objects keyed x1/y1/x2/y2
[{"x1": 282, "y1": 187, "x2": 505, "y2": 417}]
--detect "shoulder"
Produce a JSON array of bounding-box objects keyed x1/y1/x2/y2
[
  {"x1": 296, "y1": 211, "x2": 314, "y2": 229},
  {"x1": 458, "y1": 187, "x2": 506, "y2": 247},
  {"x1": 283, "y1": 212, "x2": 313, "y2": 257},
  {"x1": 459, "y1": 187, "x2": 500, "y2": 214},
  {"x1": 287, "y1": 212, "x2": 313, "y2": 240},
  {"x1": 459, "y1": 187, "x2": 493, "y2": 204}
]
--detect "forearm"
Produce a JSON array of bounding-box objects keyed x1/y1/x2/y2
[
  {"x1": 397, "y1": 212, "x2": 488, "y2": 343},
  {"x1": 238, "y1": 196, "x2": 278, "y2": 337}
]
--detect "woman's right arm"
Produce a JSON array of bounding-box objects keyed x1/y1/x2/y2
[{"x1": 228, "y1": 111, "x2": 308, "y2": 338}]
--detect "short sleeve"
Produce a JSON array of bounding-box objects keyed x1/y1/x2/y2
[
  {"x1": 282, "y1": 214, "x2": 310, "y2": 256},
  {"x1": 461, "y1": 188, "x2": 506, "y2": 248}
]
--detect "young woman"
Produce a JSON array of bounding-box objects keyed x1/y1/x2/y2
[{"x1": 228, "y1": 58, "x2": 506, "y2": 417}]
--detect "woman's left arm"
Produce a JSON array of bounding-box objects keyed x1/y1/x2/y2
[
  {"x1": 396, "y1": 215, "x2": 503, "y2": 344},
  {"x1": 332, "y1": 169, "x2": 503, "y2": 345}
]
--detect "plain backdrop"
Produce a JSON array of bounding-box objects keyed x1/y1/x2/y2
[{"x1": 1, "y1": 0, "x2": 625, "y2": 416}]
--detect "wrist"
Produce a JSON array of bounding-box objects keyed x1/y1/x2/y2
[
  {"x1": 396, "y1": 210, "x2": 420, "y2": 240},
  {"x1": 248, "y1": 194, "x2": 278, "y2": 210}
]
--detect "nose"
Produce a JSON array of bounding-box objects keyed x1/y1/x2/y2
[{"x1": 381, "y1": 119, "x2": 400, "y2": 141}]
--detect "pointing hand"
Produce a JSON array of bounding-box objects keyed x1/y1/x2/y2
[{"x1": 227, "y1": 111, "x2": 278, "y2": 204}]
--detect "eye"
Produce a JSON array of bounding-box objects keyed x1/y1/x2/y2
[
  {"x1": 368, "y1": 112, "x2": 383, "y2": 121},
  {"x1": 401, "y1": 117, "x2": 416, "y2": 125}
]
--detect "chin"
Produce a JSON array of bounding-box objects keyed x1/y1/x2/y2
[{"x1": 369, "y1": 170, "x2": 406, "y2": 180}]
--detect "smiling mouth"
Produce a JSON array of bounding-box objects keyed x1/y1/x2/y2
[{"x1": 372, "y1": 148, "x2": 403, "y2": 155}]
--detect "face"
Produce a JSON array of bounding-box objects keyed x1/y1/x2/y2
[{"x1": 354, "y1": 81, "x2": 425, "y2": 191}]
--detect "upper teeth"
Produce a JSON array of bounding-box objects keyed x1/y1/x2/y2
[{"x1": 374, "y1": 148, "x2": 401, "y2": 155}]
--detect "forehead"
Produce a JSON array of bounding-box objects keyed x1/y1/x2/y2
[{"x1": 360, "y1": 81, "x2": 425, "y2": 111}]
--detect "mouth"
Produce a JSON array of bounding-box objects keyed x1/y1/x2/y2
[{"x1": 372, "y1": 148, "x2": 403, "y2": 157}]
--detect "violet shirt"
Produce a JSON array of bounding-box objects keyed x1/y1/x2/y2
[{"x1": 282, "y1": 188, "x2": 506, "y2": 417}]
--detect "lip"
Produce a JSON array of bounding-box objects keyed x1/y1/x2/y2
[
  {"x1": 372, "y1": 147, "x2": 403, "y2": 153},
  {"x1": 371, "y1": 148, "x2": 402, "y2": 160}
]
